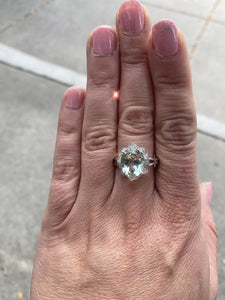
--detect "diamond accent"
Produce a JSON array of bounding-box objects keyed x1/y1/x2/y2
[{"x1": 118, "y1": 144, "x2": 150, "y2": 180}]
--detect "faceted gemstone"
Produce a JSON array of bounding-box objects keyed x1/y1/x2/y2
[{"x1": 119, "y1": 144, "x2": 149, "y2": 180}]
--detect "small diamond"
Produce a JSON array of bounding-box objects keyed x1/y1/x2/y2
[{"x1": 119, "y1": 144, "x2": 149, "y2": 180}]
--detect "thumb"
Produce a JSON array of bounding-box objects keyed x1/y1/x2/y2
[{"x1": 200, "y1": 182, "x2": 218, "y2": 300}]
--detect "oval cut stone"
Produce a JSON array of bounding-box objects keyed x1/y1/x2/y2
[{"x1": 118, "y1": 144, "x2": 149, "y2": 180}]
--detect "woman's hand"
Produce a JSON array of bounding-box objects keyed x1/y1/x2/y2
[{"x1": 31, "y1": 1, "x2": 218, "y2": 299}]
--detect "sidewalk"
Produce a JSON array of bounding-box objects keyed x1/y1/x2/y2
[{"x1": 0, "y1": 1, "x2": 224, "y2": 299}]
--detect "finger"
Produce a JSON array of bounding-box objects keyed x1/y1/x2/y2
[
  {"x1": 200, "y1": 182, "x2": 218, "y2": 300},
  {"x1": 43, "y1": 87, "x2": 85, "y2": 229},
  {"x1": 148, "y1": 20, "x2": 199, "y2": 218},
  {"x1": 79, "y1": 26, "x2": 119, "y2": 206},
  {"x1": 115, "y1": 0, "x2": 155, "y2": 192}
]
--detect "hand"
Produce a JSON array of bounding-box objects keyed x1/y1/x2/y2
[{"x1": 31, "y1": 1, "x2": 218, "y2": 299}]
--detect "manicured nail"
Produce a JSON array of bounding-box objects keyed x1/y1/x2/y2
[
  {"x1": 65, "y1": 87, "x2": 84, "y2": 110},
  {"x1": 119, "y1": 0, "x2": 144, "y2": 34},
  {"x1": 152, "y1": 20, "x2": 179, "y2": 58},
  {"x1": 92, "y1": 26, "x2": 117, "y2": 55},
  {"x1": 207, "y1": 182, "x2": 212, "y2": 204}
]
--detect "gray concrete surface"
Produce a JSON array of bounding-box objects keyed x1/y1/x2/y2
[
  {"x1": 0, "y1": 0, "x2": 224, "y2": 299},
  {"x1": 0, "y1": 64, "x2": 64, "y2": 300},
  {"x1": 0, "y1": 0, "x2": 45, "y2": 29},
  {"x1": 191, "y1": 21, "x2": 225, "y2": 124},
  {"x1": 213, "y1": 0, "x2": 225, "y2": 23},
  {"x1": 145, "y1": 0, "x2": 216, "y2": 18}
]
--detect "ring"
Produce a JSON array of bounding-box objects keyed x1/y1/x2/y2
[{"x1": 113, "y1": 144, "x2": 158, "y2": 181}]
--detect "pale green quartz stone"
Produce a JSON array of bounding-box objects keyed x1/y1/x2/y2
[{"x1": 118, "y1": 144, "x2": 150, "y2": 180}]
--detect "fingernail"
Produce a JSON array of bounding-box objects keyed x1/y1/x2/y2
[
  {"x1": 119, "y1": 0, "x2": 144, "y2": 34},
  {"x1": 207, "y1": 182, "x2": 212, "y2": 204},
  {"x1": 65, "y1": 87, "x2": 84, "y2": 110},
  {"x1": 152, "y1": 20, "x2": 179, "y2": 58},
  {"x1": 92, "y1": 26, "x2": 117, "y2": 55}
]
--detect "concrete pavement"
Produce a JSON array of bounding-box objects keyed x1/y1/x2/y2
[{"x1": 0, "y1": 0, "x2": 224, "y2": 299}]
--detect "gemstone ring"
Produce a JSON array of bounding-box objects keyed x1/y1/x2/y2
[{"x1": 113, "y1": 144, "x2": 158, "y2": 181}]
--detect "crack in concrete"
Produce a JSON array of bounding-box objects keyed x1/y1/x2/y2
[
  {"x1": 0, "y1": 0, "x2": 55, "y2": 35},
  {"x1": 142, "y1": 1, "x2": 206, "y2": 21},
  {"x1": 190, "y1": 0, "x2": 221, "y2": 58}
]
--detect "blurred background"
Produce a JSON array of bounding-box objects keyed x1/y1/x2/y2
[{"x1": 0, "y1": 0, "x2": 224, "y2": 299}]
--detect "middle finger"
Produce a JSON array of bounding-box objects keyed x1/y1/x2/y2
[{"x1": 115, "y1": 0, "x2": 155, "y2": 192}]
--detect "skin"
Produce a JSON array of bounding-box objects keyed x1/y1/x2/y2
[{"x1": 30, "y1": 2, "x2": 218, "y2": 299}]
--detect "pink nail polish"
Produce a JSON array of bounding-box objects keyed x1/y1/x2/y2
[
  {"x1": 92, "y1": 26, "x2": 117, "y2": 55},
  {"x1": 207, "y1": 182, "x2": 212, "y2": 204},
  {"x1": 119, "y1": 0, "x2": 144, "y2": 34},
  {"x1": 152, "y1": 20, "x2": 179, "y2": 58},
  {"x1": 65, "y1": 87, "x2": 84, "y2": 110}
]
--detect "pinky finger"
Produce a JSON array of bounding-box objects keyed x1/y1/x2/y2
[{"x1": 42, "y1": 86, "x2": 85, "y2": 231}]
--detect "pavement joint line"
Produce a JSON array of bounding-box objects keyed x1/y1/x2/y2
[
  {"x1": 0, "y1": 43, "x2": 86, "y2": 88},
  {"x1": 142, "y1": 1, "x2": 206, "y2": 21},
  {"x1": 190, "y1": 0, "x2": 221, "y2": 59},
  {"x1": 0, "y1": 0, "x2": 55, "y2": 35},
  {"x1": 143, "y1": 0, "x2": 225, "y2": 26},
  {"x1": 1, "y1": 42, "x2": 225, "y2": 142}
]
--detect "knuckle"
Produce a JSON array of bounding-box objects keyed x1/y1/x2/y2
[
  {"x1": 83, "y1": 124, "x2": 116, "y2": 153},
  {"x1": 58, "y1": 117, "x2": 80, "y2": 135},
  {"x1": 56, "y1": 132, "x2": 77, "y2": 154},
  {"x1": 119, "y1": 106, "x2": 153, "y2": 136},
  {"x1": 45, "y1": 179, "x2": 78, "y2": 227},
  {"x1": 154, "y1": 72, "x2": 191, "y2": 91},
  {"x1": 157, "y1": 113, "x2": 196, "y2": 150},
  {"x1": 49, "y1": 180, "x2": 75, "y2": 211},
  {"x1": 88, "y1": 72, "x2": 116, "y2": 89},
  {"x1": 52, "y1": 155, "x2": 80, "y2": 182},
  {"x1": 121, "y1": 46, "x2": 148, "y2": 66}
]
